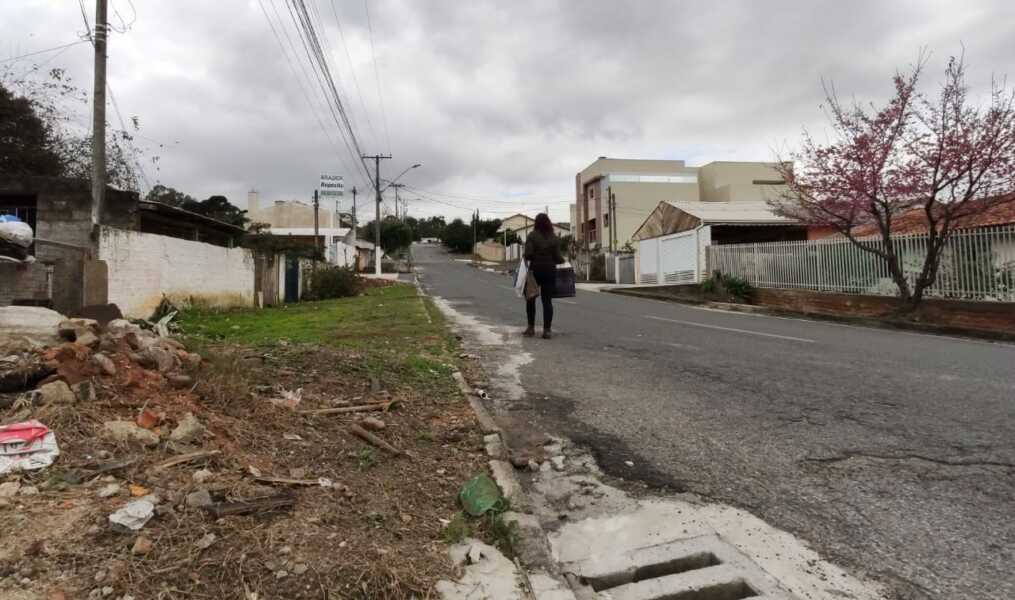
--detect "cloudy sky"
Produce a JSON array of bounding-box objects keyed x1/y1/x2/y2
[{"x1": 2, "y1": 0, "x2": 1012, "y2": 223}]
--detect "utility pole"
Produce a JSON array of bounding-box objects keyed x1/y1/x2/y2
[
  {"x1": 611, "y1": 190, "x2": 617, "y2": 251},
  {"x1": 607, "y1": 185, "x2": 613, "y2": 253},
  {"x1": 90, "y1": 0, "x2": 108, "y2": 225},
  {"x1": 473, "y1": 210, "x2": 478, "y2": 260},
  {"x1": 313, "y1": 189, "x2": 320, "y2": 269},
  {"x1": 350, "y1": 186, "x2": 357, "y2": 244},
  {"x1": 389, "y1": 183, "x2": 406, "y2": 221},
  {"x1": 362, "y1": 154, "x2": 391, "y2": 275}
]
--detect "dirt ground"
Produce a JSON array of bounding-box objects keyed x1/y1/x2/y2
[{"x1": 0, "y1": 296, "x2": 495, "y2": 599}]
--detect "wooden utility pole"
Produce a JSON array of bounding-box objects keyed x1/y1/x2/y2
[{"x1": 90, "y1": 0, "x2": 108, "y2": 225}]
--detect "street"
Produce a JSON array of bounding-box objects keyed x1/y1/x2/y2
[{"x1": 414, "y1": 244, "x2": 1015, "y2": 600}]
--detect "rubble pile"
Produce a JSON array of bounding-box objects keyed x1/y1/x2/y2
[{"x1": 0, "y1": 304, "x2": 488, "y2": 599}]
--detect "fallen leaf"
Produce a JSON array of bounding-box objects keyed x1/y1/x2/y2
[{"x1": 129, "y1": 484, "x2": 149, "y2": 497}]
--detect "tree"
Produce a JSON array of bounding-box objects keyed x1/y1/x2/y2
[
  {"x1": 359, "y1": 217, "x2": 414, "y2": 254},
  {"x1": 0, "y1": 83, "x2": 64, "y2": 175},
  {"x1": 442, "y1": 218, "x2": 473, "y2": 253},
  {"x1": 476, "y1": 218, "x2": 502, "y2": 241},
  {"x1": 145, "y1": 184, "x2": 197, "y2": 208},
  {"x1": 2, "y1": 69, "x2": 148, "y2": 191},
  {"x1": 772, "y1": 53, "x2": 1015, "y2": 310},
  {"x1": 196, "y1": 195, "x2": 247, "y2": 227}
]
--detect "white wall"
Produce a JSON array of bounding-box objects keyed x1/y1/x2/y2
[{"x1": 98, "y1": 226, "x2": 255, "y2": 318}]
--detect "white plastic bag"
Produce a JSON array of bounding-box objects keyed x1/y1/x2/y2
[
  {"x1": 513, "y1": 260, "x2": 528, "y2": 298},
  {"x1": 0, "y1": 220, "x2": 34, "y2": 247}
]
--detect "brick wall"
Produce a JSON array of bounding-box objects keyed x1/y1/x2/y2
[
  {"x1": 97, "y1": 226, "x2": 255, "y2": 318},
  {"x1": 754, "y1": 288, "x2": 1015, "y2": 336}
]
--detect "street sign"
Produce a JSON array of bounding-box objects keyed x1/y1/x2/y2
[{"x1": 320, "y1": 174, "x2": 344, "y2": 197}]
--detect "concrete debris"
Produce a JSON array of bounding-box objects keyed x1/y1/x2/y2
[
  {"x1": 105, "y1": 319, "x2": 139, "y2": 338},
  {"x1": 0, "y1": 481, "x2": 21, "y2": 497},
  {"x1": 131, "y1": 536, "x2": 153, "y2": 555},
  {"x1": 142, "y1": 345, "x2": 176, "y2": 373},
  {"x1": 0, "y1": 306, "x2": 65, "y2": 347},
  {"x1": 192, "y1": 469, "x2": 214, "y2": 484},
  {"x1": 92, "y1": 353, "x2": 117, "y2": 376},
  {"x1": 551, "y1": 455, "x2": 566, "y2": 471},
  {"x1": 98, "y1": 483, "x2": 122, "y2": 498},
  {"x1": 102, "y1": 421, "x2": 160, "y2": 447},
  {"x1": 436, "y1": 539, "x2": 526, "y2": 600},
  {"x1": 37, "y1": 380, "x2": 76, "y2": 405},
  {"x1": 185, "y1": 488, "x2": 213, "y2": 509},
  {"x1": 0, "y1": 352, "x2": 55, "y2": 393},
  {"x1": 19, "y1": 485, "x2": 39, "y2": 496},
  {"x1": 74, "y1": 330, "x2": 101, "y2": 349},
  {"x1": 72, "y1": 380, "x2": 97, "y2": 402},
  {"x1": 169, "y1": 413, "x2": 204, "y2": 444},
  {"x1": 109, "y1": 499, "x2": 155, "y2": 532}
]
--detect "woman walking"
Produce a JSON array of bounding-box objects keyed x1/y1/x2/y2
[{"x1": 522, "y1": 213, "x2": 565, "y2": 339}]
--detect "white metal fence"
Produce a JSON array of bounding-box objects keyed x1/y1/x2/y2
[{"x1": 707, "y1": 225, "x2": 1015, "y2": 301}]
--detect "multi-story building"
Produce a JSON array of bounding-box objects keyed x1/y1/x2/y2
[
  {"x1": 246, "y1": 191, "x2": 357, "y2": 267},
  {"x1": 573, "y1": 158, "x2": 787, "y2": 249}
]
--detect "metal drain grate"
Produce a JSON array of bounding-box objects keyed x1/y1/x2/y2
[{"x1": 563, "y1": 535, "x2": 797, "y2": 600}]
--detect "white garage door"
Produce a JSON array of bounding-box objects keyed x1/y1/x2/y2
[
  {"x1": 659, "y1": 230, "x2": 699, "y2": 284},
  {"x1": 638, "y1": 238, "x2": 659, "y2": 284}
]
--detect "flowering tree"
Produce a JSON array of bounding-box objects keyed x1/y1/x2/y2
[{"x1": 772, "y1": 54, "x2": 1015, "y2": 310}]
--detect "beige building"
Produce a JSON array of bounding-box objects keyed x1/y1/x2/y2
[
  {"x1": 246, "y1": 191, "x2": 356, "y2": 267},
  {"x1": 573, "y1": 158, "x2": 787, "y2": 249}
]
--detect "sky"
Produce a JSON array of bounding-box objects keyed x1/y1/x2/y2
[{"x1": 2, "y1": 0, "x2": 1013, "y2": 224}]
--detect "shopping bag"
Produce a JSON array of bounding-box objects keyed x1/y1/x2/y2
[
  {"x1": 553, "y1": 266, "x2": 576, "y2": 298},
  {"x1": 513, "y1": 260, "x2": 528, "y2": 298},
  {"x1": 524, "y1": 270, "x2": 540, "y2": 300}
]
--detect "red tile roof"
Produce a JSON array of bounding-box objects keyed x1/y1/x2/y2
[{"x1": 851, "y1": 193, "x2": 1015, "y2": 237}]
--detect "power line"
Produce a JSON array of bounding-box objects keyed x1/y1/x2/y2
[
  {"x1": 401, "y1": 183, "x2": 571, "y2": 205},
  {"x1": 362, "y1": 0, "x2": 391, "y2": 153},
  {"x1": 0, "y1": 40, "x2": 89, "y2": 64},
  {"x1": 286, "y1": 0, "x2": 374, "y2": 188},
  {"x1": 257, "y1": 0, "x2": 351, "y2": 177},
  {"x1": 328, "y1": 0, "x2": 381, "y2": 147}
]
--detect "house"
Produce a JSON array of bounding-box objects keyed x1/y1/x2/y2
[
  {"x1": 343, "y1": 236, "x2": 376, "y2": 271},
  {"x1": 496, "y1": 213, "x2": 570, "y2": 243},
  {"x1": 246, "y1": 191, "x2": 353, "y2": 267},
  {"x1": 573, "y1": 158, "x2": 789, "y2": 250},
  {"x1": 0, "y1": 176, "x2": 259, "y2": 316},
  {"x1": 631, "y1": 200, "x2": 808, "y2": 284}
]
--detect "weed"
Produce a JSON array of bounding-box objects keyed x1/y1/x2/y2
[
  {"x1": 442, "y1": 512, "x2": 472, "y2": 544},
  {"x1": 416, "y1": 429, "x2": 435, "y2": 443},
  {"x1": 357, "y1": 448, "x2": 376, "y2": 470},
  {"x1": 486, "y1": 511, "x2": 519, "y2": 556}
]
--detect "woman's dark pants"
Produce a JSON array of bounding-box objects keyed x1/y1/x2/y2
[{"x1": 526, "y1": 266, "x2": 556, "y2": 329}]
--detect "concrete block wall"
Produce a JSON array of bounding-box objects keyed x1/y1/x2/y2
[{"x1": 97, "y1": 226, "x2": 255, "y2": 318}]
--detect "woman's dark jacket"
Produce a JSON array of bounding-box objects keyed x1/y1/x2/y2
[{"x1": 524, "y1": 230, "x2": 564, "y2": 269}]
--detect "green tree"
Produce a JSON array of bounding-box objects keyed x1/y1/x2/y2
[
  {"x1": 442, "y1": 218, "x2": 473, "y2": 253},
  {"x1": 196, "y1": 195, "x2": 247, "y2": 227},
  {"x1": 146, "y1": 184, "x2": 197, "y2": 208},
  {"x1": 0, "y1": 83, "x2": 63, "y2": 175}
]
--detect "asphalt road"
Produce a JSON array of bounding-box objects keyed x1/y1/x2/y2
[{"x1": 413, "y1": 244, "x2": 1015, "y2": 600}]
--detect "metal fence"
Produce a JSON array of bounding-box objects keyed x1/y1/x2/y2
[{"x1": 707, "y1": 225, "x2": 1015, "y2": 301}]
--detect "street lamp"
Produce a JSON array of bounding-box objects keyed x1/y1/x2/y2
[{"x1": 381, "y1": 163, "x2": 421, "y2": 193}]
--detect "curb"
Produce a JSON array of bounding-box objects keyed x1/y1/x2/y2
[
  {"x1": 451, "y1": 369, "x2": 577, "y2": 600},
  {"x1": 604, "y1": 288, "x2": 1015, "y2": 343}
]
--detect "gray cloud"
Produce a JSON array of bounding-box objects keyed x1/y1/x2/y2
[{"x1": 3, "y1": 0, "x2": 1013, "y2": 222}]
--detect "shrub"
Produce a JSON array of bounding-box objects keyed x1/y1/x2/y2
[
  {"x1": 703, "y1": 271, "x2": 754, "y2": 303},
  {"x1": 306, "y1": 266, "x2": 362, "y2": 299}
]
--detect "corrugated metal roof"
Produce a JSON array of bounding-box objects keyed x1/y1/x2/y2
[{"x1": 664, "y1": 200, "x2": 795, "y2": 224}]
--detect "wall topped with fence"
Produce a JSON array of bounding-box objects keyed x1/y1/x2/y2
[{"x1": 707, "y1": 225, "x2": 1015, "y2": 302}]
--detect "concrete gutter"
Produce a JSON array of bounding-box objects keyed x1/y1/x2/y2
[{"x1": 604, "y1": 287, "x2": 1015, "y2": 343}]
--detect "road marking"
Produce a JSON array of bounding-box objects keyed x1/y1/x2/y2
[
  {"x1": 645, "y1": 315, "x2": 815, "y2": 343},
  {"x1": 498, "y1": 285, "x2": 515, "y2": 291},
  {"x1": 559, "y1": 300, "x2": 578, "y2": 305}
]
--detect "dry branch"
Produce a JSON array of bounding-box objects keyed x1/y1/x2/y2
[
  {"x1": 349, "y1": 424, "x2": 409, "y2": 457},
  {"x1": 298, "y1": 401, "x2": 396, "y2": 416}
]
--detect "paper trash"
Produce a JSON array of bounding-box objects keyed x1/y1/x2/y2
[{"x1": 0, "y1": 420, "x2": 60, "y2": 474}]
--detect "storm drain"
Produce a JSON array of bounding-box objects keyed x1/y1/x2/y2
[{"x1": 563, "y1": 535, "x2": 797, "y2": 600}]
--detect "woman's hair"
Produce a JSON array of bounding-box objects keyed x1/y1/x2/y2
[{"x1": 534, "y1": 213, "x2": 554, "y2": 235}]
